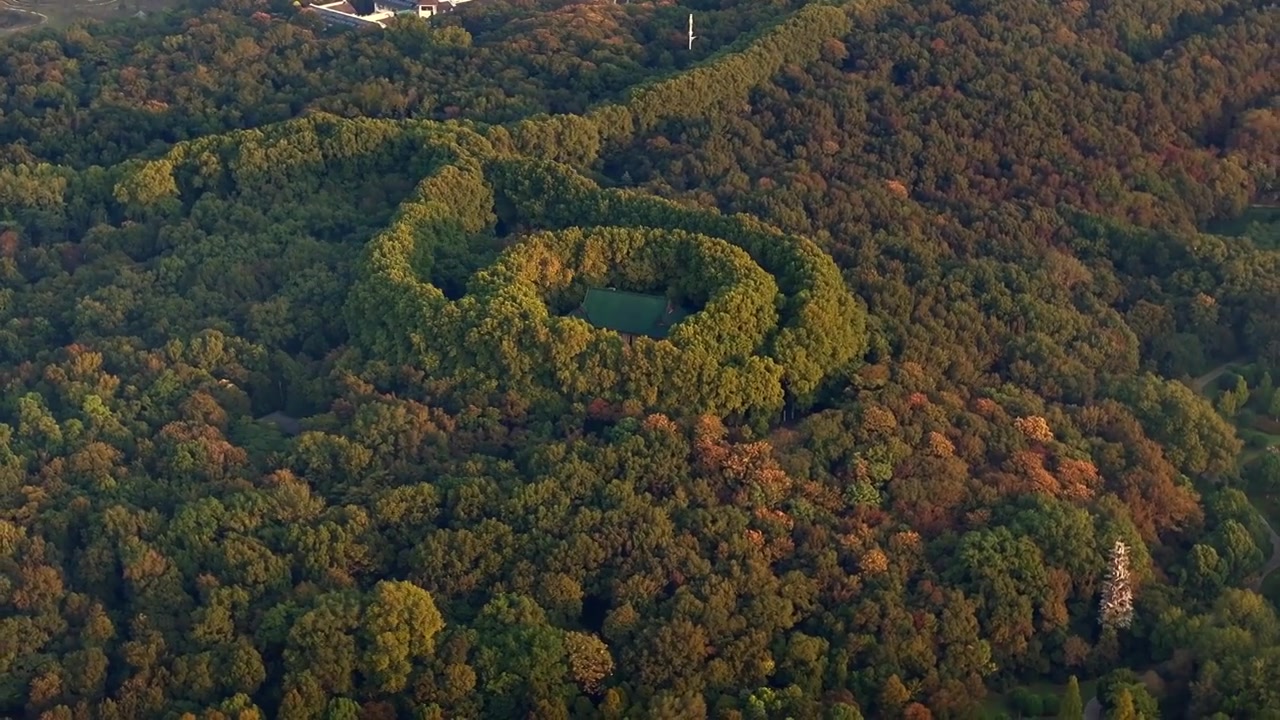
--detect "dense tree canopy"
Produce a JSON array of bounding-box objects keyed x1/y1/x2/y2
[{"x1": 0, "y1": 0, "x2": 1278, "y2": 717}]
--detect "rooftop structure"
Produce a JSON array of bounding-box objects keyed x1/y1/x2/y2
[
  {"x1": 307, "y1": 0, "x2": 471, "y2": 28},
  {"x1": 573, "y1": 288, "x2": 689, "y2": 341},
  {"x1": 413, "y1": 0, "x2": 472, "y2": 19}
]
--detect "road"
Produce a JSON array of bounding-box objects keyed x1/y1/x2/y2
[
  {"x1": 0, "y1": 4, "x2": 49, "y2": 32},
  {"x1": 1246, "y1": 503, "x2": 1280, "y2": 592},
  {"x1": 1189, "y1": 362, "x2": 1237, "y2": 394},
  {"x1": 1186, "y1": 362, "x2": 1280, "y2": 590}
]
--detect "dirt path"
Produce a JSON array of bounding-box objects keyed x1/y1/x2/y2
[
  {"x1": 1187, "y1": 362, "x2": 1280, "y2": 589},
  {"x1": 0, "y1": 5, "x2": 49, "y2": 32},
  {"x1": 1189, "y1": 362, "x2": 1236, "y2": 394},
  {"x1": 1246, "y1": 504, "x2": 1280, "y2": 592}
]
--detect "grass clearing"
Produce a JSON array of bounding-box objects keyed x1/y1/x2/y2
[
  {"x1": 1207, "y1": 205, "x2": 1280, "y2": 246},
  {"x1": 0, "y1": 0, "x2": 186, "y2": 33},
  {"x1": 0, "y1": 6, "x2": 43, "y2": 30},
  {"x1": 1241, "y1": 428, "x2": 1280, "y2": 451}
]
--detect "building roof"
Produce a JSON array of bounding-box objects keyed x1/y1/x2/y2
[
  {"x1": 312, "y1": 0, "x2": 399, "y2": 22},
  {"x1": 576, "y1": 288, "x2": 688, "y2": 339}
]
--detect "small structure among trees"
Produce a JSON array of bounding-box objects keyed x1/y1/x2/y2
[
  {"x1": 1100, "y1": 540, "x2": 1135, "y2": 629},
  {"x1": 572, "y1": 287, "x2": 689, "y2": 344}
]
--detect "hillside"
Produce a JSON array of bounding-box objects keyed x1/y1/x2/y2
[{"x1": 0, "y1": 0, "x2": 1279, "y2": 718}]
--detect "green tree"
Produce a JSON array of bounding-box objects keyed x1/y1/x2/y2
[
  {"x1": 1256, "y1": 372, "x2": 1274, "y2": 409},
  {"x1": 1213, "y1": 519, "x2": 1264, "y2": 582},
  {"x1": 1216, "y1": 375, "x2": 1249, "y2": 417},
  {"x1": 324, "y1": 698, "x2": 361, "y2": 720},
  {"x1": 1251, "y1": 452, "x2": 1280, "y2": 494},
  {"x1": 1059, "y1": 675, "x2": 1084, "y2": 720},
  {"x1": 361, "y1": 580, "x2": 445, "y2": 694},
  {"x1": 1099, "y1": 670, "x2": 1159, "y2": 719},
  {"x1": 1183, "y1": 544, "x2": 1228, "y2": 599}
]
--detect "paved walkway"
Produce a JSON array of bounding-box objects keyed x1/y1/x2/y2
[
  {"x1": 1187, "y1": 362, "x2": 1280, "y2": 590},
  {"x1": 1189, "y1": 362, "x2": 1236, "y2": 394},
  {"x1": 1246, "y1": 504, "x2": 1280, "y2": 592}
]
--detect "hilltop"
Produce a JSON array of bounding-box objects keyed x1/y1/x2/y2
[{"x1": 0, "y1": 0, "x2": 1278, "y2": 718}]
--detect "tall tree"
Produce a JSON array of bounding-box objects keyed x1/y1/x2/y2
[
  {"x1": 1112, "y1": 688, "x2": 1137, "y2": 720},
  {"x1": 1059, "y1": 675, "x2": 1084, "y2": 720}
]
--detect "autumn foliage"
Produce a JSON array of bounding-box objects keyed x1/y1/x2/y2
[{"x1": 0, "y1": 0, "x2": 1276, "y2": 717}]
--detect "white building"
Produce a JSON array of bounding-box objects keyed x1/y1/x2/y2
[
  {"x1": 413, "y1": 0, "x2": 472, "y2": 19},
  {"x1": 309, "y1": 1, "x2": 404, "y2": 28},
  {"x1": 308, "y1": 0, "x2": 472, "y2": 27}
]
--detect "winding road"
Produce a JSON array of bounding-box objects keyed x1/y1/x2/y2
[
  {"x1": 1246, "y1": 509, "x2": 1280, "y2": 592},
  {"x1": 1189, "y1": 363, "x2": 1236, "y2": 394},
  {"x1": 0, "y1": 4, "x2": 49, "y2": 32},
  {"x1": 0, "y1": 0, "x2": 122, "y2": 33},
  {"x1": 1187, "y1": 363, "x2": 1280, "y2": 591}
]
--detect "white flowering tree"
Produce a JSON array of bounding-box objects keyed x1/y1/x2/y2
[{"x1": 1100, "y1": 540, "x2": 1135, "y2": 629}]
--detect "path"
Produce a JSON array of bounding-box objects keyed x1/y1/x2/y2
[
  {"x1": 0, "y1": 0, "x2": 123, "y2": 33},
  {"x1": 0, "y1": 4, "x2": 49, "y2": 32},
  {"x1": 1246, "y1": 500, "x2": 1280, "y2": 592},
  {"x1": 1187, "y1": 361, "x2": 1280, "y2": 590},
  {"x1": 1189, "y1": 362, "x2": 1236, "y2": 394}
]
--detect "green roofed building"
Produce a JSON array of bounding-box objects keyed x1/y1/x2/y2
[{"x1": 573, "y1": 287, "x2": 689, "y2": 342}]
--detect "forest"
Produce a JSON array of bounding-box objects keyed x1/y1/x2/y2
[{"x1": 0, "y1": 0, "x2": 1278, "y2": 717}]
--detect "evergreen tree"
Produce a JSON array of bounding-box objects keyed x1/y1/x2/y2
[
  {"x1": 1059, "y1": 675, "x2": 1084, "y2": 720},
  {"x1": 1217, "y1": 375, "x2": 1249, "y2": 416},
  {"x1": 1258, "y1": 372, "x2": 1274, "y2": 409},
  {"x1": 1112, "y1": 688, "x2": 1138, "y2": 720}
]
